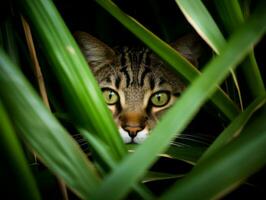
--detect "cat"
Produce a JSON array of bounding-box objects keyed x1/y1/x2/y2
[{"x1": 74, "y1": 31, "x2": 200, "y2": 144}]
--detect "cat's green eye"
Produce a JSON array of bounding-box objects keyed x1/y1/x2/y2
[
  {"x1": 102, "y1": 89, "x2": 119, "y2": 105},
  {"x1": 150, "y1": 91, "x2": 170, "y2": 107}
]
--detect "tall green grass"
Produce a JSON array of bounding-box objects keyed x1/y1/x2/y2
[{"x1": 0, "y1": 0, "x2": 265, "y2": 199}]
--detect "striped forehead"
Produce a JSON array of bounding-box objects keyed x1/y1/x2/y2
[
  {"x1": 117, "y1": 47, "x2": 150, "y2": 67},
  {"x1": 116, "y1": 47, "x2": 153, "y2": 88}
]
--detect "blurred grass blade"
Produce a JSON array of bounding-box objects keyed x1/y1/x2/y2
[
  {"x1": 95, "y1": 0, "x2": 239, "y2": 120},
  {"x1": 199, "y1": 94, "x2": 266, "y2": 162},
  {"x1": 90, "y1": 5, "x2": 266, "y2": 200},
  {"x1": 0, "y1": 50, "x2": 101, "y2": 198},
  {"x1": 143, "y1": 171, "x2": 184, "y2": 183},
  {"x1": 175, "y1": 0, "x2": 244, "y2": 109},
  {"x1": 0, "y1": 17, "x2": 20, "y2": 65},
  {"x1": 81, "y1": 129, "x2": 154, "y2": 200},
  {"x1": 81, "y1": 129, "x2": 117, "y2": 169},
  {"x1": 214, "y1": 0, "x2": 265, "y2": 98},
  {"x1": 17, "y1": 0, "x2": 126, "y2": 159},
  {"x1": 175, "y1": 0, "x2": 226, "y2": 53},
  {"x1": 161, "y1": 105, "x2": 266, "y2": 200},
  {"x1": 214, "y1": 0, "x2": 244, "y2": 32},
  {"x1": 240, "y1": 52, "x2": 265, "y2": 98},
  {"x1": 0, "y1": 101, "x2": 41, "y2": 200}
]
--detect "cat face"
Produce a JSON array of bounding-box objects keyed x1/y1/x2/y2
[{"x1": 75, "y1": 32, "x2": 199, "y2": 144}]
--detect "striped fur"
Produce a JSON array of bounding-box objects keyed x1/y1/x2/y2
[{"x1": 75, "y1": 31, "x2": 200, "y2": 144}]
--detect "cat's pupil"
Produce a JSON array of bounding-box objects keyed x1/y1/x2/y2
[
  {"x1": 156, "y1": 94, "x2": 161, "y2": 102},
  {"x1": 102, "y1": 89, "x2": 118, "y2": 105},
  {"x1": 109, "y1": 92, "x2": 113, "y2": 100}
]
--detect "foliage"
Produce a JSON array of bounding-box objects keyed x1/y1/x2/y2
[{"x1": 0, "y1": 0, "x2": 265, "y2": 199}]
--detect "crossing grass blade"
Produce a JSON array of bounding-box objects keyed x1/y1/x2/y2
[
  {"x1": 95, "y1": 0, "x2": 239, "y2": 120},
  {"x1": 161, "y1": 105, "x2": 266, "y2": 200},
  {"x1": 0, "y1": 101, "x2": 41, "y2": 200},
  {"x1": 199, "y1": 94, "x2": 266, "y2": 162},
  {"x1": 89, "y1": 4, "x2": 266, "y2": 199},
  {"x1": 0, "y1": 17, "x2": 20, "y2": 66},
  {"x1": 0, "y1": 50, "x2": 101, "y2": 199},
  {"x1": 81, "y1": 130, "x2": 154, "y2": 200},
  {"x1": 17, "y1": 0, "x2": 126, "y2": 159},
  {"x1": 175, "y1": 0, "x2": 226, "y2": 53},
  {"x1": 175, "y1": 0, "x2": 245, "y2": 109},
  {"x1": 214, "y1": 0, "x2": 265, "y2": 98}
]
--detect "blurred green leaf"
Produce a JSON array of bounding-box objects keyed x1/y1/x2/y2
[
  {"x1": 0, "y1": 49, "x2": 100, "y2": 198},
  {"x1": 143, "y1": 171, "x2": 184, "y2": 183},
  {"x1": 199, "y1": 94, "x2": 266, "y2": 162},
  {"x1": 0, "y1": 101, "x2": 41, "y2": 200},
  {"x1": 175, "y1": 0, "x2": 245, "y2": 109},
  {"x1": 17, "y1": 0, "x2": 126, "y2": 159},
  {"x1": 81, "y1": 129, "x2": 154, "y2": 200},
  {"x1": 214, "y1": 0, "x2": 244, "y2": 33},
  {"x1": 0, "y1": 17, "x2": 20, "y2": 65},
  {"x1": 214, "y1": 0, "x2": 265, "y2": 98},
  {"x1": 161, "y1": 105, "x2": 266, "y2": 200},
  {"x1": 175, "y1": 0, "x2": 226, "y2": 53}
]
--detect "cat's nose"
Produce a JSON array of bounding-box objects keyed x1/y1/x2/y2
[
  {"x1": 120, "y1": 111, "x2": 147, "y2": 138},
  {"x1": 123, "y1": 126, "x2": 143, "y2": 138}
]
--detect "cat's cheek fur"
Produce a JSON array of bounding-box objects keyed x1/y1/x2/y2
[
  {"x1": 119, "y1": 127, "x2": 132, "y2": 144},
  {"x1": 133, "y1": 129, "x2": 149, "y2": 144}
]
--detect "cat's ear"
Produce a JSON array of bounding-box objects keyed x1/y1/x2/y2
[
  {"x1": 171, "y1": 34, "x2": 202, "y2": 66},
  {"x1": 74, "y1": 31, "x2": 115, "y2": 69}
]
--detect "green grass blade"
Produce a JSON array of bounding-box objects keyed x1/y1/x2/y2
[
  {"x1": 214, "y1": 0, "x2": 265, "y2": 98},
  {"x1": 81, "y1": 129, "x2": 117, "y2": 169},
  {"x1": 143, "y1": 171, "x2": 184, "y2": 183},
  {"x1": 89, "y1": 5, "x2": 266, "y2": 200},
  {"x1": 17, "y1": 0, "x2": 126, "y2": 159},
  {"x1": 81, "y1": 129, "x2": 154, "y2": 200},
  {"x1": 161, "y1": 105, "x2": 266, "y2": 200},
  {"x1": 0, "y1": 50, "x2": 101, "y2": 198},
  {"x1": 0, "y1": 17, "x2": 20, "y2": 65},
  {"x1": 175, "y1": 0, "x2": 226, "y2": 53},
  {"x1": 175, "y1": 0, "x2": 245, "y2": 109},
  {"x1": 240, "y1": 52, "x2": 265, "y2": 98},
  {"x1": 199, "y1": 94, "x2": 266, "y2": 162},
  {"x1": 0, "y1": 101, "x2": 41, "y2": 200},
  {"x1": 214, "y1": 0, "x2": 244, "y2": 33},
  {"x1": 95, "y1": 0, "x2": 239, "y2": 120}
]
